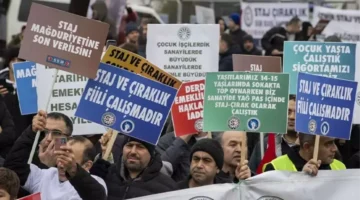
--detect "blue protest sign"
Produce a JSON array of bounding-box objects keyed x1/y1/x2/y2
[
  {"x1": 295, "y1": 72, "x2": 357, "y2": 140},
  {"x1": 13, "y1": 62, "x2": 38, "y2": 115},
  {"x1": 75, "y1": 63, "x2": 178, "y2": 145},
  {"x1": 283, "y1": 41, "x2": 356, "y2": 94}
]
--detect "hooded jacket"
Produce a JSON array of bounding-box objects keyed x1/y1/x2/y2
[
  {"x1": 91, "y1": 1, "x2": 117, "y2": 40},
  {"x1": 90, "y1": 151, "x2": 178, "y2": 200},
  {"x1": 219, "y1": 44, "x2": 241, "y2": 71}
]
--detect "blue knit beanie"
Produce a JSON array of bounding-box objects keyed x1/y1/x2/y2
[
  {"x1": 230, "y1": 13, "x2": 240, "y2": 25},
  {"x1": 126, "y1": 22, "x2": 139, "y2": 35}
]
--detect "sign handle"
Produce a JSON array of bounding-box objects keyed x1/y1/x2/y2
[
  {"x1": 207, "y1": 131, "x2": 212, "y2": 138},
  {"x1": 260, "y1": 132, "x2": 265, "y2": 159},
  {"x1": 240, "y1": 132, "x2": 248, "y2": 164},
  {"x1": 312, "y1": 135, "x2": 320, "y2": 161},
  {"x1": 28, "y1": 69, "x2": 59, "y2": 164},
  {"x1": 103, "y1": 130, "x2": 118, "y2": 160}
]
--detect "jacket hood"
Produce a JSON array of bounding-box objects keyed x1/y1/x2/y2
[{"x1": 91, "y1": 1, "x2": 108, "y2": 22}]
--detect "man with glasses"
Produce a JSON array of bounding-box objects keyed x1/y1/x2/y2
[{"x1": 4, "y1": 111, "x2": 107, "y2": 200}]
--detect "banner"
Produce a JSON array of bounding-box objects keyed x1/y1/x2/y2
[
  {"x1": 203, "y1": 72, "x2": 289, "y2": 133},
  {"x1": 19, "y1": 3, "x2": 109, "y2": 78},
  {"x1": 195, "y1": 6, "x2": 215, "y2": 24},
  {"x1": 313, "y1": 6, "x2": 360, "y2": 42},
  {"x1": 75, "y1": 63, "x2": 177, "y2": 145},
  {"x1": 232, "y1": 55, "x2": 281, "y2": 72},
  {"x1": 172, "y1": 80, "x2": 204, "y2": 137},
  {"x1": 13, "y1": 62, "x2": 37, "y2": 115},
  {"x1": 296, "y1": 72, "x2": 357, "y2": 140},
  {"x1": 241, "y1": 3, "x2": 310, "y2": 39},
  {"x1": 36, "y1": 64, "x2": 106, "y2": 135},
  {"x1": 129, "y1": 170, "x2": 360, "y2": 200},
  {"x1": 283, "y1": 41, "x2": 356, "y2": 94},
  {"x1": 146, "y1": 24, "x2": 219, "y2": 82},
  {"x1": 101, "y1": 46, "x2": 181, "y2": 89}
]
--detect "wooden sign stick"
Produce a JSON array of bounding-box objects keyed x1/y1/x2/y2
[
  {"x1": 312, "y1": 135, "x2": 320, "y2": 161},
  {"x1": 240, "y1": 132, "x2": 248, "y2": 164},
  {"x1": 102, "y1": 130, "x2": 119, "y2": 160}
]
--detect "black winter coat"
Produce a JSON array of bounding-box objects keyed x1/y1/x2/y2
[
  {"x1": 0, "y1": 100, "x2": 16, "y2": 158},
  {"x1": 219, "y1": 45, "x2": 242, "y2": 71}
]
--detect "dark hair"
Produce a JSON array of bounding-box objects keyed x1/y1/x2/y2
[
  {"x1": 47, "y1": 112, "x2": 73, "y2": 135},
  {"x1": 0, "y1": 167, "x2": 20, "y2": 200},
  {"x1": 287, "y1": 16, "x2": 301, "y2": 26},
  {"x1": 120, "y1": 43, "x2": 138, "y2": 54},
  {"x1": 68, "y1": 136, "x2": 97, "y2": 164},
  {"x1": 3, "y1": 47, "x2": 21, "y2": 69},
  {"x1": 216, "y1": 17, "x2": 228, "y2": 30},
  {"x1": 298, "y1": 133, "x2": 315, "y2": 148},
  {"x1": 289, "y1": 94, "x2": 296, "y2": 101},
  {"x1": 220, "y1": 33, "x2": 233, "y2": 47}
]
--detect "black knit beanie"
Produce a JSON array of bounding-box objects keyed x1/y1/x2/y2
[
  {"x1": 124, "y1": 136, "x2": 155, "y2": 157},
  {"x1": 190, "y1": 139, "x2": 224, "y2": 169}
]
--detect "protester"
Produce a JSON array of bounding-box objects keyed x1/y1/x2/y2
[
  {"x1": 297, "y1": 21, "x2": 315, "y2": 41},
  {"x1": 240, "y1": 35, "x2": 262, "y2": 55},
  {"x1": 227, "y1": 13, "x2": 248, "y2": 47},
  {"x1": 119, "y1": 42, "x2": 138, "y2": 54},
  {"x1": 7, "y1": 25, "x2": 25, "y2": 48},
  {"x1": 0, "y1": 100, "x2": 16, "y2": 164},
  {"x1": 216, "y1": 17, "x2": 228, "y2": 34},
  {"x1": 249, "y1": 95, "x2": 298, "y2": 174},
  {"x1": 138, "y1": 18, "x2": 156, "y2": 58},
  {"x1": 219, "y1": 33, "x2": 241, "y2": 71},
  {"x1": 117, "y1": 7, "x2": 138, "y2": 45},
  {"x1": 90, "y1": 133, "x2": 178, "y2": 200},
  {"x1": 0, "y1": 167, "x2": 20, "y2": 200},
  {"x1": 4, "y1": 111, "x2": 107, "y2": 200},
  {"x1": 214, "y1": 131, "x2": 251, "y2": 182},
  {"x1": 125, "y1": 22, "x2": 140, "y2": 45},
  {"x1": 263, "y1": 133, "x2": 346, "y2": 175},
  {"x1": 261, "y1": 16, "x2": 302, "y2": 56},
  {"x1": 91, "y1": 0, "x2": 117, "y2": 40}
]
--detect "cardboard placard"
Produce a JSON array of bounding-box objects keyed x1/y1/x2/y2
[
  {"x1": 172, "y1": 80, "x2": 205, "y2": 136},
  {"x1": 75, "y1": 63, "x2": 177, "y2": 145},
  {"x1": 295, "y1": 72, "x2": 357, "y2": 140},
  {"x1": 101, "y1": 46, "x2": 181, "y2": 89},
  {"x1": 19, "y1": 3, "x2": 109, "y2": 78},
  {"x1": 232, "y1": 55, "x2": 281, "y2": 72}
]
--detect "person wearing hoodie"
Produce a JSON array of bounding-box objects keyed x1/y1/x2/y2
[
  {"x1": 227, "y1": 13, "x2": 248, "y2": 47},
  {"x1": 91, "y1": 0, "x2": 117, "y2": 40},
  {"x1": 219, "y1": 33, "x2": 241, "y2": 71},
  {"x1": 241, "y1": 35, "x2": 262, "y2": 55},
  {"x1": 90, "y1": 133, "x2": 178, "y2": 200}
]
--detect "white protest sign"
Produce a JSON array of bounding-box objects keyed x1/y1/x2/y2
[
  {"x1": 36, "y1": 64, "x2": 106, "y2": 135},
  {"x1": 354, "y1": 42, "x2": 360, "y2": 124},
  {"x1": 195, "y1": 6, "x2": 215, "y2": 24},
  {"x1": 313, "y1": 6, "x2": 360, "y2": 42},
  {"x1": 146, "y1": 24, "x2": 219, "y2": 82},
  {"x1": 241, "y1": 2, "x2": 310, "y2": 39}
]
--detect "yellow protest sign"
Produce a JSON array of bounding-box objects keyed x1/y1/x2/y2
[{"x1": 102, "y1": 46, "x2": 181, "y2": 89}]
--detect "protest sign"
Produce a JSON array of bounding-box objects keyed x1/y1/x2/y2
[
  {"x1": 232, "y1": 55, "x2": 281, "y2": 72},
  {"x1": 19, "y1": 3, "x2": 109, "y2": 78},
  {"x1": 295, "y1": 72, "x2": 357, "y2": 140},
  {"x1": 283, "y1": 41, "x2": 356, "y2": 94},
  {"x1": 203, "y1": 72, "x2": 289, "y2": 133},
  {"x1": 13, "y1": 62, "x2": 37, "y2": 115},
  {"x1": 75, "y1": 63, "x2": 177, "y2": 145},
  {"x1": 171, "y1": 80, "x2": 204, "y2": 136},
  {"x1": 101, "y1": 46, "x2": 181, "y2": 89},
  {"x1": 241, "y1": 2, "x2": 310, "y2": 39},
  {"x1": 18, "y1": 193, "x2": 41, "y2": 200},
  {"x1": 195, "y1": 6, "x2": 215, "y2": 24},
  {"x1": 146, "y1": 24, "x2": 219, "y2": 82},
  {"x1": 36, "y1": 64, "x2": 106, "y2": 135}
]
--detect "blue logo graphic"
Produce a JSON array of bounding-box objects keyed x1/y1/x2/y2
[
  {"x1": 247, "y1": 118, "x2": 260, "y2": 131},
  {"x1": 308, "y1": 119, "x2": 317, "y2": 134},
  {"x1": 321, "y1": 122, "x2": 330, "y2": 136},
  {"x1": 120, "y1": 120, "x2": 135, "y2": 134},
  {"x1": 47, "y1": 55, "x2": 71, "y2": 68}
]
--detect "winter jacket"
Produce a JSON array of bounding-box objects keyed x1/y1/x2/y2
[
  {"x1": 229, "y1": 28, "x2": 248, "y2": 47},
  {"x1": 261, "y1": 26, "x2": 300, "y2": 56},
  {"x1": 0, "y1": 100, "x2": 16, "y2": 158},
  {"x1": 4, "y1": 126, "x2": 107, "y2": 200},
  {"x1": 90, "y1": 152, "x2": 178, "y2": 200},
  {"x1": 219, "y1": 44, "x2": 242, "y2": 71}
]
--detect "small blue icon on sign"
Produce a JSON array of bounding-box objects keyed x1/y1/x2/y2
[
  {"x1": 320, "y1": 122, "x2": 330, "y2": 136},
  {"x1": 120, "y1": 120, "x2": 135, "y2": 134},
  {"x1": 247, "y1": 118, "x2": 260, "y2": 131}
]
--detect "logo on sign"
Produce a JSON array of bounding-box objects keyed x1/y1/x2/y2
[
  {"x1": 120, "y1": 119, "x2": 135, "y2": 134},
  {"x1": 308, "y1": 119, "x2": 317, "y2": 134},
  {"x1": 101, "y1": 112, "x2": 116, "y2": 126},
  {"x1": 356, "y1": 91, "x2": 360, "y2": 106},
  {"x1": 178, "y1": 27, "x2": 191, "y2": 41},
  {"x1": 194, "y1": 119, "x2": 203, "y2": 131},
  {"x1": 243, "y1": 6, "x2": 253, "y2": 27},
  {"x1": 320, "y1": 121, "x2": 330, "y2": 136},
  {"x1": 189, "y1": 196, "x2": 214, "y2": 200},
  {"x1": 247, "y1": 117, "x2": 260, "y2": 131},
  {"x1": 228, "y1": 116, "x2": 240, "y2": 129},
  {"x1": 47, "y1": 55, "x2": 71, "y2": 68}
]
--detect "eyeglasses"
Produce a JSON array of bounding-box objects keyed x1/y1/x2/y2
[{"x1": 41, "y1": 129, "x2": 69, "y2": 138}]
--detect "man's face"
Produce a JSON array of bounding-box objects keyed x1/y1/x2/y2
[
  {"x1": 0, "y1": 189, "x2": 11, "y2": 200},
  {"x1": 122, "y1": 141, "x2": 151, "y2": 173},
  {"x1": 221, "y1": 131, "x2": 245, "y2": 169},
  {"x1": 219, "y1": 39, "x2": 228, "y2": 54},
  {"x1": 127, "y1": 31, "x2": 140, "y2": 43},
  {"x1": 288, "y1": 100, "x2": 296, "y2": 131},
  {"x1": 44, "y1": 118, "x2": 69, "y2": 144},
  {"x1": 289, "y1": 22, "x2": 302, "y2": 34},
  {"x1": 228, "y1": 20, "x2": 235, "y2": 29},
  {"x1": 190, "y1": 151, "x2": 218, "y2": 185},
  {"x1": 243, "y1": 40, "x2": 254, "y2": 51},
  {"x1": 317, "y1": 137, "x2": 337, "y2": 165}
]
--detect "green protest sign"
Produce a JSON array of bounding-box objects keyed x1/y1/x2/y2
[{"x1": 203, "y1": 72, "x2": 289, "y2": 133}]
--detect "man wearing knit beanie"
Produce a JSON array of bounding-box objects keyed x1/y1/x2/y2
[
  {"x1": 228, "y1": 13, "x2": 248, "y2": 48},
  {"x1": 178, "y1": 139, "x2": 224, "y2": 189},
  {"x1": 125, "y1": 22, "x2": 140, "y2": 45}
]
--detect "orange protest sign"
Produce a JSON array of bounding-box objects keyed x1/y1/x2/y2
[{"x1": 101, "y1": 45, "x2": 181, "y2": 89}]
